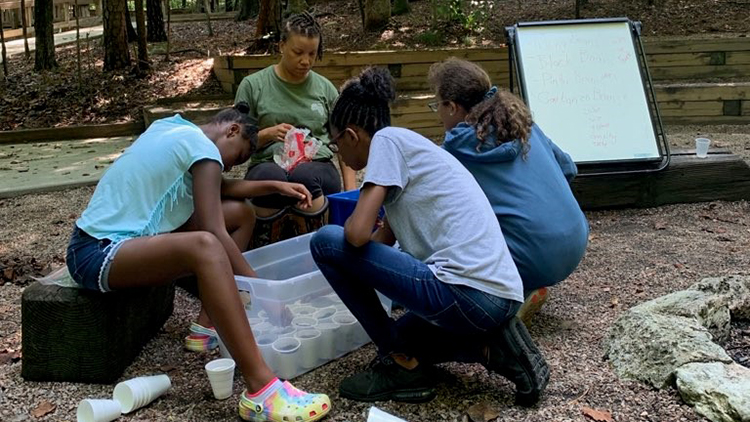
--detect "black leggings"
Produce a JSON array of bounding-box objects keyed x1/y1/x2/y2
[{"x1": 245, "y1": 161, "x2": 342, "y2": 209}]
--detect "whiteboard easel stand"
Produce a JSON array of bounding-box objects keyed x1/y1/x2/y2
[{"x1": 505, "y1": 18, "x2": 671, "y2": 177}]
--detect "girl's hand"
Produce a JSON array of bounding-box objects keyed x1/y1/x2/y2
[
  {"x1": 276, "y1": 182, "x2": 313, "y2": 209},
  {"x1": 261, "y1": 123, "x2": 295, "y2": 143}
]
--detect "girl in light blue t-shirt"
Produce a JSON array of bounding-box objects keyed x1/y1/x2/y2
[
  {"x1": 310, "y1": 67, "x2": 549, "y2": 407},
  {"x1": 67, "y1": 103, "x2": 331, "y2": 422}
]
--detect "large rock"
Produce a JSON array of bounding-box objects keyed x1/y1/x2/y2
[
  {"x1": 689, "y1": 275, "x2": 750, "y2": 320},
  {"x1": 604, "y1": 310, "x2": 732, "y2": 389},
  {"x1": 633, "y1": 289, "x2": 731, "y2": 341},
  {"x1": 676, "y1": 362, "x2": 750, "y2": 422}
]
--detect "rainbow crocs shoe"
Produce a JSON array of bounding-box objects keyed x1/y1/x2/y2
[
  {"x1": 184, "y1": 322, "x2": 219, "y2": 352},
  {"x1": 238, "y1": 380, "x2": 331, "y2": 422}
]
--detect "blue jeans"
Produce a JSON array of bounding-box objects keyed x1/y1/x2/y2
[{"x1": 310, "y1": 225, "x2": 520, "y2": 364}]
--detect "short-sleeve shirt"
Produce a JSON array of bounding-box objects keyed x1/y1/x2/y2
[
  {"x1": 235, "y1": 65, "x2": 339, "y2": 165},
  {"x1": 363, "y1": 127, "x2": 524, "y2": 302},
  {"x1": 76, "y1": 114, "x2": 223, "y2": 244}
]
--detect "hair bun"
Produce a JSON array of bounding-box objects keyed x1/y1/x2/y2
[
  {"x1": 358, "y1": 67, "x2": 396, "y2": 104},
  {"x1": 234, "y1": 101, "x2": 251, "y2": 115}
]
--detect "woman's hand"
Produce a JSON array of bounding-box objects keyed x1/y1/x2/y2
[
  {"x1": 275, "y1": 181, "x2": 313, "y2": 210},
  {"x1": 260, "y1": 123, "x2": 295, "y2": 144}
]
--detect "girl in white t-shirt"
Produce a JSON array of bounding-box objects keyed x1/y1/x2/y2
[{"x1": 310, "y1": 67, "x2": 549, "y2": 406}]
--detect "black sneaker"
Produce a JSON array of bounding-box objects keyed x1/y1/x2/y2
[
  {"x1": 484, "y1": 317, "x2": 550, "y2": 407},
  {"x1": 339, "y1": 355, "x2": 436, "y2": 403}
]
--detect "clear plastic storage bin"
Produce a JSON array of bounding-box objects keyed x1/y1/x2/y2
[{"x1": 220, "y1": 232, "x2": 392, "y2": 380}]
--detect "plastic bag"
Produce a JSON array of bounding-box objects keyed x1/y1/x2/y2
[
  {"x1": 33, "y1": 266, "x2": 81, "y2": 289},
  {"x1": 273, "y1": 127, "x2": 322, "y2": 172}
]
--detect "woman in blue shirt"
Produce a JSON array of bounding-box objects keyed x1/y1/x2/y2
[
  {"x1": 428, "y1": 58, "x2": 589, "y2": 320},
  {"x1": 66, "y1": 103, "x2": 331, "y2": 422}
]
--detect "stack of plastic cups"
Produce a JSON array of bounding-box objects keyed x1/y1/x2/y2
[
  {"x1": 76, "y1": 399, "x2": 122, "y2": 422},
  {"x1": 255, "y1": 333, "x2": 278, "y2": 372},
  {"x1": 316, "y1": 321, "x2": 340, "y2": 361},
  {"x1": 313, "y1": 306, "x2": 336, "y2": 323},
  {"x1": 113, "y1": 374, "x2": 172, "y2": 414},
  {"x1": 204, "y1": 358, "x2": 236, "y2": 400}
]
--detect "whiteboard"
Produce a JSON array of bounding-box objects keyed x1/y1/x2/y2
[{"x1": 515, "y1": 21, "x2": 661, "y2": 163}]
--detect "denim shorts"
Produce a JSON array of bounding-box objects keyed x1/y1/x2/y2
[{"x1": 66, "y1": 226, "x2": 127, "y2": 292}]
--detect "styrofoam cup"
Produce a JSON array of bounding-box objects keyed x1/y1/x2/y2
[
  {"x1": 367, "y1": 406, "x2": 408, "y2": 422},
  {"x1": 113, "y1": 374, "x2": 171, "y2": 414},
  {"x1": 76, "y1": 399, "x2": 122, "y2": 422},
  {"x1": 695, "y1": 137, "x2": 711, "y2": 158},
  {"x1": 205, "y1": 358, "x2": 236, "y2": 400}
]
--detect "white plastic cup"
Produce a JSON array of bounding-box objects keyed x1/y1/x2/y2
[
  {"x1": 76, "y1": 399, "x2": 122, "y2": 422},
  {"x1": 205, "y1": 358, "x2": 236, "y2": 400},
  {"x1": 252, "y1": 321, "x2": 274, "y2": 336},
  {"x1": 272, "y1": 337, "x2": 301, "y2": 380},
  {"x1": 695, "y1": 137, "x2": 711, "y2": 158},
  {"x1": 291, "y1": 305, "x2": 316, "y2": 317},
  {"x1": 316, "y1": 321, "x2": 340, "y2": 361},
  {"x1": 309, "y1": 295, "x2": 336, "y2": 308},
  {"x1": 312, "y1": 306, "x2": 337, "y2": 323},
  {"x1": 271, "y1": 325, "x2": 296, "y2": 338},
  {"x1": 333, "y1": 312, "x2": 358, "y2": 353},
  {"x1": 255, "y1": 333, "x2": 278, "y2": 372},
  {"x1": 367, "y1": 406, "x2": 408, "y2": 422},
  {"x1": 294, "y1": 328, "x2": 322, "y2": 370},
  {"x1": 292, "y1": 316, "x2": 317, "y2": 330},
  {"x1": 113, "y1": 374, "x2": 171, "y2": 414}
]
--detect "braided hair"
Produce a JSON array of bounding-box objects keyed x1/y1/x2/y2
[
  {"x1": 281, "y1": 12, "x2": 324, "y2": 60},
  {"x1": 210, "y1": 101, "x2": 259, "y2": 146},
  {"x1": 428, "y1": 58, "x2": 532, "y2": 154},
  {"x1": 330, "y1": 67, "x2": 395, "y2": 137}
]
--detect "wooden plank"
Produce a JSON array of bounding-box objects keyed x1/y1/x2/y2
[
  {"x1": 654, "y1": 82, "x2": 750, "y2": 102},
  {"x1": 213, "y1": 68, "x2": 235, "y2": 84},
  {"x1": 572, "y1": 148, "x2": 750, "y2": 210},
  {"x1": 650, "y1": 64, "x2": 750, "y2": 80},
  {"x1": 220, "y1": 82, "x2": 235, "y2": 95},
  {"x1": 727, "y1": 51, "x2": 750, "y2": 65},
  {"x1": 661, "y1": 115, "x2": 750, "y2": 125},
  {"x1": 0, "y1": 122, "x2": 142, "y2": 144},
  {"x1": 392, "y1": 112, "x2": 442, "y2": 129},
  {"x1": 647, "y1": 52, "x2": 717, "y2": 67},
  {"x1": 658, "y1": 102, "x2": 724, "y2": 117},
  {"x1": 643, "y1": 37, "x2": 750, "y2": 54}
]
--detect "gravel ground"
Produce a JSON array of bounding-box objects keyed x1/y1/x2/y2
[{"x1": 1, "y1": 126, "x2": 749, "y2": 422}]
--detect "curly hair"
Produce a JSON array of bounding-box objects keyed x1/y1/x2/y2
[
  {"x1": 281, "y1": 12, "x2": 324, "y2": 60},
  {"x1": 428, "y1": 58, "x2": 532, "y2": 154},
  {"x1": 330, "y1": 67, "x2": 395, "y2": 137},
  {"x1": 210, "y1": 101, "x2": 259, "y2": 146}
]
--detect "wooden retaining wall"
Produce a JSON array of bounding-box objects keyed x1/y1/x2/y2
[{"x1": 213, "y1": 37, "x2": 750, "y2": 128}]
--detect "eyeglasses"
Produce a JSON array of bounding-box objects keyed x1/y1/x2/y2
[
  {"x1": 427, "y1": 101, "x2": 439, "y2": 112},
  {"x1": 328, "y1": 130, "x2": 344, "y2": 153}
]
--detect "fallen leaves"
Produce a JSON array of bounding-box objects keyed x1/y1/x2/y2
[
  {"x1": 582, "y1": 406, "x2": 614, "y2": 422},
  {"x1": 466, "y1": 401, "x2": 499, "y2": 422},
  {"x1": 0, "y1": 348, "x2": 21, "y2": 365},
  {"x1": 30, "y1": 400, "x2": 56, "y2": 418}
]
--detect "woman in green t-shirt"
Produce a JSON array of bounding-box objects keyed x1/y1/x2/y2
[{"x1": 235, "y1": 12, "x2": 356, "y2": 246}]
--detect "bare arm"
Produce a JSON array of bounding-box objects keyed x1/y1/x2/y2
[
  {"x1": 371, "y1": 215, "x2": 396, "y2": 246},
  {"x1": 192, "y1": 160, "x2": 255, "y2": 277},
  {"x1": 221, "y1": 178, "x2": 313, "y2": 209},
  {"x1": 339, "y1": 156, "x2": 358, "y2": 191},
  {"x1": 344, "y1": 183, "x2": 387, "y2": 247}
]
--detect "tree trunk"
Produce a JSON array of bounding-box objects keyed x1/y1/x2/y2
[
  {"x1": 203, "y1": 0, "x2": 214, "y2": 36},
  {"x1": 182, "y1": 0, "x2": 186, "y2": 8},
  {"x1": 146, "y1": 0, "x2": 167, "y2": 41},
  {"x1": 75, "y1": 0, "x2": 82, "y2": 90},
  {"x1": 164, "y1": 0, "x2": 171, "y2": 60},
  {"x1": 255, "y1": 0, "x2": 281, "y2": 38},
  {"x1": 134, "y1": 0, "x2": 150, "y2": 70},
  {"x1": 34, "y1": 0, "x2": 58, "y2": 70},
  {"x1": 125, "y1": 5, "x2": 138, "y2": 42},
  {"x1": 20, "y1": 0, "x2": 30, "y2": 59},
  {"x1": 103, "y1": 0, "x2": 131, "y2": 70},
  {"x1": 236, "y1": 0, "x2": 258, "y2": 20},
  {"x1": 0, "y1": 4, "x2": 7, "y2": 78},
  {"x1": 363, "y1": 0, "x2": 389, "y2": 31}
]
